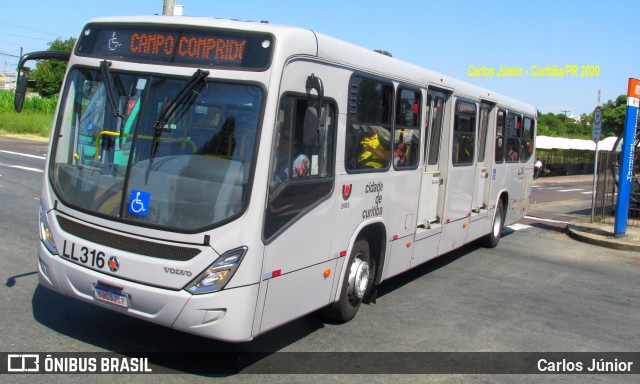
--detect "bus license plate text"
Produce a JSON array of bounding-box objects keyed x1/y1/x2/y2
[{"x1": 93, "y1": 285, "x2": 128, "y2": 308}]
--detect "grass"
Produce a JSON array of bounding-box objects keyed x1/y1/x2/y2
[{"x1": 0, "y1": 90, "x2": 55, "y2": 138}]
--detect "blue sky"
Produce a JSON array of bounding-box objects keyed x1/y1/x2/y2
[{"x1": 1, "y1": 0, "x2": 638, "y2": 116}]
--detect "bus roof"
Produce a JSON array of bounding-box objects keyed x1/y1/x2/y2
[{"x1": 84, "y1": 15, "x2": 536, "y2": 115}]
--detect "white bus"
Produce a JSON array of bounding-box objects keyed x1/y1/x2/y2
[{"x1": 17, "y1": 16, "x2": 536, "y2": 342}]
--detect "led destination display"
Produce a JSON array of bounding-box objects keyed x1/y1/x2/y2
[{"x1": 75, "y1": 23, "x2": 273, "y2": 69}]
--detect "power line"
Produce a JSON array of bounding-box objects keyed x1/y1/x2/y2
[
  {"x1": 0, "y1": 19, "x2": 61, "y2": 38},
  {"x1": 0, "y1": 51, "x2": 20, "y2": 58},
  {"x1": 0, "y1": 31, "x2": 51, "y2": 41}
]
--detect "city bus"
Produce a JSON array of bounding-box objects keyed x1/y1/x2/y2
[{"x1": 16, "y1": 16, "x2": 536, "y2": 342}]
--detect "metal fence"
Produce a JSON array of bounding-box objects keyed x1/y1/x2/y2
[{"x1": 592, "y1": 150, "x2": 640, "y2": 228}]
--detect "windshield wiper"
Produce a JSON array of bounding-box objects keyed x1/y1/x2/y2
[
  {"x1": 149, "y1": 69, "x2": 210, "y2": 160},
  {"x1": 99, "y1": 60, "x2": 123, "y2": 119}
]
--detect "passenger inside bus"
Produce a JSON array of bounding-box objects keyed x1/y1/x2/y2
[{"x1": 358, "y1": 125, "x2": 389, "y2": 168}]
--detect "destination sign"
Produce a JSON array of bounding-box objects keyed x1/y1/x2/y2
[{"x1": 75, "y1": 23, "x2": 273, "y2": 70}]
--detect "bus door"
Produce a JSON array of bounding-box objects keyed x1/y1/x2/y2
[
  {"x1": 467, "y1": 101, "x2": 493, "y2": 241},
  {"x1": 417, "y1": 90, "x2": 446, "y2": 228},
  {"x1": 259, "y1": 64, "x2": 338, "y2": 334},
  {"x1": 413, "y1": 89, "x2": 447, "y2": 267},
  {"x1": 441, "y1": 98, "x2": 478, "y2": 251}
]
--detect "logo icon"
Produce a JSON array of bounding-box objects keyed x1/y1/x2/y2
[
  {"x1": 7, "y1": 354, "x2": 40, "y2": 372},
  {"x1": 108, "y1": 256, "x2": 120, "y2": 272},
  {"x1": 342, "y1": 184, "x2": 352, "y2": 201},
  {"x1": 108, "y1": 32, "x2": 121, "y2": 51},
  {"x1": 128, "y1": 190, "x2": 150, "y2": 217}
]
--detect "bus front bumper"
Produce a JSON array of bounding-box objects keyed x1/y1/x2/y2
[{"x1": 37, "y1": 241, "x2": 259, "y2": 342}]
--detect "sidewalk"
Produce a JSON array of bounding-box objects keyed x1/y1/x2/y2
[
  {"x1": 534, "y1": 174, "x2": 640, "y2": 252},
  {"x1": 566, "y1": 217, "x2": 640, "y2": 252}
]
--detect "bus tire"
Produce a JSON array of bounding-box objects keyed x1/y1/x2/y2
[
  {"x1": 479, "y1": 200, "x2": 504, "y2": 248},
  {"x1": 322, "y1": 238, "x2": 373, "y2": 323}
]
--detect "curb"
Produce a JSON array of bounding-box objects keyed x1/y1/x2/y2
[{"x1": 566, "y1": 224, "x2": 640, "y2": 252}]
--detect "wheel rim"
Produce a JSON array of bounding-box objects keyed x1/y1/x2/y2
[{"x1": 348, "y1": 255, "x2": 369, "y2": 301}]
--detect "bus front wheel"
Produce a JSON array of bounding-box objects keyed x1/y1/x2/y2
[{"x1": 322, "y1": 239, "x2": 373, "y2": 323}]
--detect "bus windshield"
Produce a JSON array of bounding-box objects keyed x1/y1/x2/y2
[{"x1": 51, "y1": 67, "x2": 263, "y2": 231}]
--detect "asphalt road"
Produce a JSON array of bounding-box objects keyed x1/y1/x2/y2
[{"x1": 1, "y1": 136, "x2": 638, "y2": 384}]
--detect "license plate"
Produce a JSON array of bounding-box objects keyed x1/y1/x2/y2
[{"x1": 93, "y1": 285, "x2": 129, "y2": 308}]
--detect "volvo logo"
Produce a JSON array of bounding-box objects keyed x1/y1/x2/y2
[
  {"x1": 108, "y1": 256, "x2": 120, "y2": 272},
  {"x1": 164, "y1": 267, "x2": 193, "y2": 277}
]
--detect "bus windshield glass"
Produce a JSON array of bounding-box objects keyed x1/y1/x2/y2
[{"x1": 51, "y1": 67, "x2": 263, "y2": 231}]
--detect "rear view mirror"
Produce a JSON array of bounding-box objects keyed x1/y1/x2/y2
[
  {"x1": 13, "y1": 50, "x2": 71, "y2": 113},
  {"x1": 14, "y1": 73, "x2": 29, "y2": 113}
]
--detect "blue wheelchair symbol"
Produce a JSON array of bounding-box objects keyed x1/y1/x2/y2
[{"x1": 128, "y1": 190, "x2": 150, "y2": 217}]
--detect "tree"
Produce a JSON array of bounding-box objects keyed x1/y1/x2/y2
[
  {"x1": 599, "y1": 95, "x2": 626, "y2": 137},
  {"x1": 29, "y1": 37, "x2": 76, "y2": 98}
]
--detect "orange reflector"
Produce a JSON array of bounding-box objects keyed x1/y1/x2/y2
[
  {"x1": 324, "y1": 269, "x2": 331, "y2": 278},
  {"x1": 463, "y1": 223, "x2": 467, "y2": 229},
  {"x1": 406, "y1": 242, "x2": 412, "y2": 248}
]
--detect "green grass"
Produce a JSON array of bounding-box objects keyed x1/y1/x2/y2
[{"x1": 0, "y1": 90, "x2": 55, "y2": 137}]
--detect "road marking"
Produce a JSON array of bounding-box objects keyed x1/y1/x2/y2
[
  {"x1": 0, "y1": 150, "x2": 47, "y2": 160},
  {"x1": 508, "y1": 223, "x2": 532, "y2": 231},
  {"x1": 557, "y1": 189, "x2": 584, "y2": 192},
  {"x1": 523, "y1": 215, "x2": 570, "y2": 224},
  {"x1": 0, "y1": 163, "x2": 44, "y2": 173}
]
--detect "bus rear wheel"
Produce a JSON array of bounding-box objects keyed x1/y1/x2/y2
[
  {"x1": 479, "y1": 200, "x2": 504, "y2": 248},
  {"x1": 321, "y1": 239, "x2": 374, "y2": 323}
]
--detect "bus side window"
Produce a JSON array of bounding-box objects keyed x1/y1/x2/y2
[
  {"x1": 265, "y1": 94, "x2": 336, "y2": 239},
  {"x1": 452, "y1": 100, "x2": 476, "y2": 166},
  {"x1": 345, "y1": 76, "x2": 393, "y2": 171},
  {"x1": 495, "y1": 109, "x2": 506, "y2": 162},
  {"x1": 521, "y1": 116, "x2": 535, "y2": 162},
  {"x1": 506, "y1": 112, "x2": 521, "y2": 163},
  {"x1": 394, "y1": 87, "x2": 420, "y2": 169}
]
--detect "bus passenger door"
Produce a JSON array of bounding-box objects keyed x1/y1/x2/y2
[
  {"x1": 441, "y1": 98, "x2": 477, "y2": 251},
  {"x1": 472, "y1": 102, "x2": 492, "y2": 214},
  {"x1": 417, "y1": 90, "x2": 446, "y2": 227},
  {"x1": 467, "y1": 101, "x2": 493, "y2": 242},
  {"x1": 413, "y1": 90, "x2": 447, "y2": 267}
]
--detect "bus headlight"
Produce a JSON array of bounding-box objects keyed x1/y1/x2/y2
[
  {"x1": 39, "y1": 201, "x2": 58, "y2": 255},
  {"x1": 186, "y1": 247, "x2": 247, "y2": 294}
]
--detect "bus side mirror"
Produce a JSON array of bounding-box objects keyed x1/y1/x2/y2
[
  {"x1": 14, "y1": 73, "x2": 29, "y2": 113},
  {"x1": 304, "y1": 74, "x2": 326, "y2": 147},
  {"x1": 13, "y1": 50, "x2": 72, "y2": 113}
]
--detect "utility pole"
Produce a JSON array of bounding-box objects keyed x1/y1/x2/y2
[
  {"x1": 163, "y1": 0, "x2": 176, "y2": 15},
  {"x1": 561, "y1": 110, "x2": 571, "y2": 116}
]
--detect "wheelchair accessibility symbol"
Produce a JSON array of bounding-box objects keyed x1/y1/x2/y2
[{"x1": 128, "y1": 190, "x2": 150, "y2": 217}]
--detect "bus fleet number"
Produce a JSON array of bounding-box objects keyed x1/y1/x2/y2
[{"x1": 62, "y1": 240, "x2": 106, "y2": 269}]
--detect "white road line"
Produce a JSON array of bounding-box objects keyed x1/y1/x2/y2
[
  {"x1": 0, "y1": 150, "x2": 47, "y2": 160},
  {"x1": 508, "y1": 223, "x2": 532, "y2": 231},
  {"x1": 523, "y1": 215, "x2": 570, "y2": 224},
  {"x1": 0, "y1": 163, "x2": 44, "y2": 173},
  {"x1": 557, "y1": 189, "x2": 584, "y2": 192}
]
